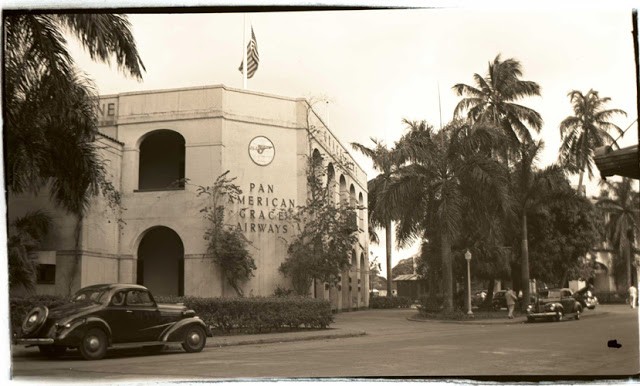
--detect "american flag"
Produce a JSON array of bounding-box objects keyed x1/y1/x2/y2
[{"x1": 238, "y1": 27, "x2": 259, "y2": 79}]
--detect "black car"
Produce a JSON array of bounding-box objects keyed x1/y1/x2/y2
[
  {"x1": 526, "y1": 288, "x2": 583, "y2": 322},
  {"x1": 573, "y1": 286, "x2": 598, "y2": 310},
  {"x1": 14, "y1": 284, "x2": 212, "y2": 360}
]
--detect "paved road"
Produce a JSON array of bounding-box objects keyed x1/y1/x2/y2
[{"x1": 10, "y1": 305, "x2": 638, "y2": 381}]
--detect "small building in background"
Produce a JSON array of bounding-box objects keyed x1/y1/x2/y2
[{"x1": 393, "y1": 274, "x2": 427, "y2": 300}]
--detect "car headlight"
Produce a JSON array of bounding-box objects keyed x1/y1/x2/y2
[
  {"x1": 549, "y1": 304, "x2": 555, "y2": 310},
  {"x1": 55, "y1": 322, "x2": 72, "y2": 330},
  {"x1": 526, "y1": 304, "x2": 532, "y2": 311}
]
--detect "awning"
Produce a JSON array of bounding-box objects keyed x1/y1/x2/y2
[{"x1": 593, "y1": 145, "x2": 639, "y2": 179}]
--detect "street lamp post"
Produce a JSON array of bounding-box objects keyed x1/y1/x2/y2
[{"x1": 465, "y1": 249, "x2": 473, "y2": 316}]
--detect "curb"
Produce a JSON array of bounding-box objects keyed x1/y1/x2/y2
[
  {"x1": 407, "y1": 310, "x2": 609, "y2": 325},
  {"x1": 207, "y1": 330, "x2": 367, "y2": 347}
]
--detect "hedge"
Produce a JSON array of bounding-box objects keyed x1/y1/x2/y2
[
  {"x1": 594, "y1": 292, "x2": 628, "y2": 305},
  {"x1": 368, "y1": 295, "x2": 412, "y2": 309},
  {"x1": 154, "y1": 296, "x2": 334, "y2": 334},
  {"x1": 9, "y1": 294, "x2": 334, "y2": 336}
]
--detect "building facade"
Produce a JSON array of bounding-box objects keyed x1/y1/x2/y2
[{"x1": 9, "y1": 85, "x2": 370, "y2": 310}]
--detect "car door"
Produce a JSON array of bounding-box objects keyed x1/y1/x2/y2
[
  {"x1": 124, "y1": 289, "x2": 163, "y2": 342},
  {"x1": 560, "y1": 289, "x2": 575, "y2": 312},
  {"x1": 100, "y1": 290, "x2": 131, "y2": 343}
]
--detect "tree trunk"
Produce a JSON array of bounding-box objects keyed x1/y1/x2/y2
[
  {"x1": 441, "y1": 232, "x2": 453, "y2": 312},
  {"x1": 385, "y1": 219, "x2": 393, "y2": 297},
  {"x1": 627, "y1": 241, "x2": 633, "y2": 288},
  {"x1": 521, "y1": 213, "x2": 530, "y2": 311},
  {"x1": 560, "y1": 269, "x2": 570, "y2": 289},
  {"x1": 485, "y1": 278, "x2": 496, "y2": 309},
  {"x1": 577, "y1": 169, "x2": 585, "y2": 196},
  {"x1": 68, "y1": 214, "x2": 83, "y2": 296}
]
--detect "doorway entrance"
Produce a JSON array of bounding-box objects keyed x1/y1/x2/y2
[{"x1": 137, "y1": 226, "x2": 184, "y2": 296}]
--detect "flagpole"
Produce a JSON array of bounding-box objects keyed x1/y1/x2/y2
[
  {"x1": 242, "y1": 14, "x2": 248, "y2": 89},
  {"x1": 437, "y1": 81, "x2": 442, "y2": 130}
]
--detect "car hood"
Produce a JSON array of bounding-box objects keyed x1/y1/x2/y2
[{"x1": 47, "y1": 302, "x2": 103, "y2": 321}]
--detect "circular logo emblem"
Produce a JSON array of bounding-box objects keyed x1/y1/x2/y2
[{"x1": 248, "y1": 136, "x2": 275, "y2": 166}]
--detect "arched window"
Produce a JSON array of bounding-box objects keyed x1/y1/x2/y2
[
  {"x1": 327, "y1": 163, "x2": 336, "y2": 204},
  {"x1": 358, "y1": 192, "x2": 364, "y2": 229},
  {"x1": 138, "y1": 130, "x2": 185, "y2": 190},
  {"x1": 339, "y1": 175, "x2": 347, "y2": 204}
]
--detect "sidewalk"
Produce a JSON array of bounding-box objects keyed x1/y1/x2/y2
[{"x1": 206, "y1": 327, "x2": 366, "y2": 348}]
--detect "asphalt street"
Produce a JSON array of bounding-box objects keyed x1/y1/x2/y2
[{"x1": 10, "y1": 304, "x2": 639, "y2": 381}]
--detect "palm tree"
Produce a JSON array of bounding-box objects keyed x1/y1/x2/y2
[
  {"x1": 351, "y1": 139, "x2": 399, "y2": 297},
  {"x1": 5, "y1": 14, "x2": 144, "y2": 293},
  {"x1": 596, "y1": 179, "x2": 640, "y2": 288},
  {"x1": 389, "y1": 119, "x2": 509, "y2": 311},
  {"x1": 453, "y1": 54, "x2": 542, "y2": 151},
  {"x1": 511, "y1": 140, "x2": 570, "y2": 310},
  {"x1": 5, "y1": 14, "x2": 144, "y2": 214},
  {"x1": 8, "y1": 211, "x2": 52, "y2": 292},
  {"x1": 559, "y1": 89, "x2": 626, "y2": 195}
]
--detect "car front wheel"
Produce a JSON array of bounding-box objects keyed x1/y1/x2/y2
[
  {"x1": 554, "y1": 310, "x2": 564, "y2": 322},
  {"x1": 79, "y1": 328, "x2": 108, "y2": 360},
  {"x1": 182, "y1": 325, "x2": 206, "y2": 353}
]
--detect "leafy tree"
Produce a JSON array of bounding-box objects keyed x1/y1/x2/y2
[
  {"x1": 453, "y1": 54, "x2": 542, "y2": 151},
  {"x1": 527, "y1": 180, "x2": 599, "y2": 287},
  {"x1": 388, "y1": 119, "x2": 509, "y2": 311},
  {"x1": 279, "y1": 156, "x2": 360, "y2": 296},
  {"x1": 8, "y1": 211, "x2": 52, "y2": 292},
  {"x1": 596, "y1": 179, "x2": 640, "y2": 288},
  {"x1": 392, "y1": 257, "x2": 417, "y2": 278},
  {"x1": 559, "y1": 89, "x2": 626, "y2": 195},
  {"x1": 351, "y1": 139, "x2": 400, "y2": 297},
  {"x1": 198, "y1": 172, "x2": 256, "y2": 297}
]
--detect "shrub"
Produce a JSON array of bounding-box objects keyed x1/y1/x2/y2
[
  {"x1": 369, "y1": 296, "x2": 412, "y2": 309},
  {"x1": 594, "y1": 291, "x2": 627, "y2": 304},
  {"x1": 155, "y1": 296, "x2": 334, "y2": 333},
  {"x1": 418, "y1": 295, "x2": 443, "y2": 313},
  {"x1": 10, "y1": 295, "x2": 69, "y2": 335}
]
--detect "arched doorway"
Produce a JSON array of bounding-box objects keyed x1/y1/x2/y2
[{"x1": 137, "y1": 226, "x2": 184, "y2": 296}]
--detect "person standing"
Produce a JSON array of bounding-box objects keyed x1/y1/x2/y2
[
  {"x1": 629, "y1": 285, "x2": 637, "y2": 309},
  {"x1": 505, "y1": 287, "x2": 518, "y2": 319}
]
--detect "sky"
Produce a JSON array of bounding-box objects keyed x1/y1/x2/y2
[{"x1": 64, "y1": 6, "x2": 639, "y2": 278}]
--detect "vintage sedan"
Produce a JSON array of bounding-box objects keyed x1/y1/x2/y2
[
  {"x1": 14, "y1": 284, "x2": 212, "y2": 360},
  {"x1": 573, "y1": 286, "x2": 598, "y2": 310},
  {"x1": 526, "y1": 288, "x2": 583, "y2": 322}
]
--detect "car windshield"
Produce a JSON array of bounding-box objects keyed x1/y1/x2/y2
[
  {"x1": 72, "y1": 288, "x2": 107, "y2": 303},
  {"x1": 547, "y1": 290, "x2": 561, "y2": 298}
]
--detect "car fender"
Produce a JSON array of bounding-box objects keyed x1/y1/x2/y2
[
  {"x1": 160, "y1": 318, "x2": 209, "y2": 342},
  {"x1": 57, "y1": 317, "x2": 112, "y2": 346}
]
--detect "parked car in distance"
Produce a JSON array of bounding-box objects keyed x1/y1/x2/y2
[
  {"x1": 14, "y1": 283, "x2": 212, "y2": 360},
  {"x1": 491, "y1": 290, "x2": 507, "y2": 310},
  {"x1": 573, "y1": 286, "x2": 598, "y2": 310},
  {"x1": 526, "y1": 288, "x2": 583, "y2": 322}
]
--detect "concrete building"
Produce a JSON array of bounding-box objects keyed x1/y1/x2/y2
[{"x1": 9, "y1": 85, "x2": 370, "y2": 311}]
